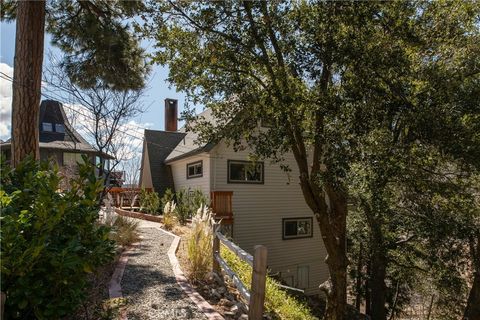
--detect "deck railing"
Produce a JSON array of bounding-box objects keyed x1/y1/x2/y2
[
  {"x1": 212, "y1": 226, "x2": 267, "y2": 320},
  {"x1": 106, "y1": 187, "x2": 152, "y2": 208}
]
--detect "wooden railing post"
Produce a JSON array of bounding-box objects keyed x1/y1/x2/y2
[
  {"x1": 212, "y1": 225, "x2": 220, "y2": 274},
  {"x1": 248, "y1": 245, "x2": 267, "y2": 320}
]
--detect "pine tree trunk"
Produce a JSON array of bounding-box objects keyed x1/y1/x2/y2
[{"x1": 11, "y1": 0, "x2": 46, "y2": 166}]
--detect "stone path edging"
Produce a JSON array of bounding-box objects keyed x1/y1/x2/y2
[
  {"x1": 108, "y1": 216, "x2": 224, "y2": 320},
  {"x1": 157, "y1": 227, "x2": 225, "y2": 320},
  {"x1": 108, "y1": 242, "x2": 141, "y2": 320}
]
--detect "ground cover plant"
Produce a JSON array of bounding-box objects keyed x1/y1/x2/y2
[
  {"x1": 220, "y1": 245, "x2": 317, "y2": 320},
  {"x1": 0, "y1": 157, "x2": 115, "y2": 319}
]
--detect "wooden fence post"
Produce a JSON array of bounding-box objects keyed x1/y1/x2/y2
[
  {"x1": 248, "y1": 245, "x2": 267, "y2": 320},
  {"x1": 212, "y1": 225, "x2": 220, "y2": 274}
]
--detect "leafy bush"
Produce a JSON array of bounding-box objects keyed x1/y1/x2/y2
[
  {"x1": 110, "y1": 216, "x2": 140, "y2": 247},
  {"x1": 162, "y1": 200, "x2": 177, "y2": 231},
  {"x1": 186, "y1": 206, "x2": 214, "y2": 282},
  {"x1": 0, "y1": 157, "x2": 115, "y2": 319},
  {"x1": 139, "y1": 188, "x2": 160, "y2": 214},
  {"x1": 175, "y1": 188, "x2": 208, "y2": 225},
  {"x1": 221, "y1": 244, "x2": 316, "y2": 320},
  {"x1": 160, "y1": 188, "x2": 175, "y2": 210},
  {"x1": 175, "y1": 188, "x2": 191, "y2": 224}
]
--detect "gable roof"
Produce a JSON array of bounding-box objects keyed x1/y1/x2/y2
[
  {"x1": 164, "y1": 108, "x2": 216, "y2": 163},
  {"x1": 143, "y1": 129, "x2": 186, "y2": 195},
  {"x1": 0, "y1": 100, "x2": 104, "y2": 155}
]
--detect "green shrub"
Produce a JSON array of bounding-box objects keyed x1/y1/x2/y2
[
  {"x1": 110, "y1": 216, "x2": 140, "y2": 247},
  {"x1": 186, "y1": 206, "x2": 214, "y2": 282},
  {"x1": 160, "y1": 188, "x2": 175, "y2": 210},
  {"x1": 0, "y1": 156, "x2": 115, "y2": 319},
  {"x1": 175, "y1": 188, "x2": 208, "y2": 225},
  {"x1": 221, "y1": 244, "x2": 317, "y2": 320},
  {"x1": 139, "y1": 188, "x2": 160, "y2": 214}
]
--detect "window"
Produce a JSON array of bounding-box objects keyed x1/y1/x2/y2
[
  {"x1": 187, "y1": 160, "x2": 203, "y2": 179},
  {"x1": 55, "y1": 123, "x2": 65, "y2": 133},
  {"x1": 282, "y1": 217, "x2": 313, "y2": 240},
  {"x1": 63, "y1": 153, "x2": 85, "y2": 166},
  {"x1": 42, "y1": 122, "x2": 53, "y2": 132},
  {"x1": 228, "y1": 160, "x2": 264, "y2": 184}
]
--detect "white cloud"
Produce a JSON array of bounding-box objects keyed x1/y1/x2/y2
[{"x1": 0, "y1": 62, "x2": 13, "y2": 140}]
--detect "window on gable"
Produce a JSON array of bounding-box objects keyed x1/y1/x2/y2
[
  {"x1": 187, "y1": 160, "x2": 203, "y2": 179},
  {"x1": 228, "y1": 160, "x2": 264, "y2": 184},
  {"x1": 42, "y1": 122, "x2": 53, "y2": 132},
  {"x1": 63, "y1": 153, "x2": 85, "y2": 166},
  {"x1": 282, "y1": 217, "x2": 313, "y2": 240},
  {"x1": 55, "y1": 123, "x2": 65, "y2": 133}
]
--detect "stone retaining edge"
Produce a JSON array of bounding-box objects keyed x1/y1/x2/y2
[
  {"x1": 159, "y1": 227, "x2": 225, "y2": 320},
  {"x1": 108, "y1": 241, "x2": 141, "y2": 320}
]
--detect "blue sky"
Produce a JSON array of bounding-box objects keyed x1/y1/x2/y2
[{"x1": 0, "y1": 20, "x2": 188, "y2": 142}]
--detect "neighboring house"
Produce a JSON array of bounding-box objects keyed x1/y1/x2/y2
[
  {"x1": 0, "y1": 100, "x2": 112, "y2": 174},
  {"x1": 140, "y1": 98, "x2": 328, "y2": 295}
]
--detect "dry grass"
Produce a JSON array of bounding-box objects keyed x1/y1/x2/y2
[
  {"x1": 162, "y1": 200, "x2": 177, "y2": 230},
  {"x1": 185, "y1": 206, "x2": 215, "y2": 283},
  {"x1": 110, "y1": 216, "x2": 140, "y2": 247}
]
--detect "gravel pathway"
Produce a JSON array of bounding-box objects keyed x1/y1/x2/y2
[{"x1": 121, "y1": 227, "x2": 207, "y2": 320}]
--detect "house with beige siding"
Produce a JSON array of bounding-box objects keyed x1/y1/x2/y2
[{"x1": 140, "y1": 99, "x2": 328, "y2": 295}]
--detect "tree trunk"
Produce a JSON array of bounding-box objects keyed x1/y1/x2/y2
[
  {"x1": 369, "y1": 243, "x2": 388, "y2": 320},
  {"x1": 321, "y1": 253, "x2": 348, "y2": 320},
  {"x1": 464, "y1": 234, "x2": 480, "y2": 320},
  {"x1": 11, "y1": 0, "x2": 46, "y2": 166},
  {"x1": 464, "y1": 272, "x2": 480, "y2": 320},
  {"x1": 316, "y1": 195, "x2": 348, "y2": 320},
  {"x1": 355, "y1": 243, "x2": 364, "y2": 311}
]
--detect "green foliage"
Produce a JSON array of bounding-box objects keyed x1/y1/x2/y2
[
  {"x1": 148, "y1": 1, "x2": 480, "y2": 317},
  {"x1": 0, "y1": 156, "x2": 115, "y2": 319},
  {"x1": 186, "y1": 206, "x2": 213, "y2": 283},
  {"x1": 110, "y1": 216, "x2": 140, "y2": 247},
  {"x1": 139, "y1": 189, "x2": 160, "y2": 215},
  {"x1": 160, "y1": 187, "x2": 175, "y2": 210},
  {"x1": 221, "y1": 246, "x2": 317, "y2": 320},
  {"x1": 1, "y1": 1, "x2": 149, "y2": 91},
  {"x1": 175, "y1": 188, "x2": 208, "y2": 225}
]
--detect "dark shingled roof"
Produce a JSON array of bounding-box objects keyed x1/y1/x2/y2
[
  {"x1": 0, "y1": 100, "x2": 113, "y2": 159},
  {"x1": 143, "y1": 129, "x2": 186, "y2": 196}
]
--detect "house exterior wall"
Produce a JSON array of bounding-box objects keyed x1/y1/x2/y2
[
  {"x1": 140, "y1": 141, "x2": 153, "y2": 189},
  {"x1": 209, "y1": 140, "x2": 328, "y2": 295},
  {"x1": 168, "y1": 153, "x2": 211, "y2": 195}
]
